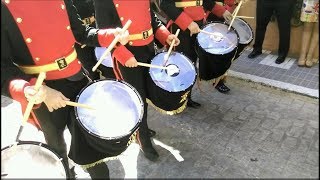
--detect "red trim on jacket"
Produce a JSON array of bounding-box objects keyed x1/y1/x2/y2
[
  {"x1": 174, "y1": 12, "x2": 193, "y2": 31},
  {"x1": 155, "y1": 25, "x2": 171, "y2": 46},
  {"x1": 112, "y1": 45, "x2": 134, "y2": 66}
]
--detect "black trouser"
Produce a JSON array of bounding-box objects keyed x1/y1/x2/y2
[
  {"x1": 171, "y1": 21, "x2": 202, "y2": 99},
  {"x1": 253, "y1": 0, "x2": 296, "y2": 57},
  {"x1": 33, "y1": 75, "x2": 109, "y2": 179},
  {"x1": 115, "y1": 43, "x2": 155, "y2": 136}
]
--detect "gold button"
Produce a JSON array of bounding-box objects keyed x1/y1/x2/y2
[
  {"x1": 115, "y1": 4, "x2": 119, "y2": 8},
  {"x1": 78, "y1": 61, "x2": 81, "y2": 64},
  {"x1": 129, "y1": 41, "x2": 133, "y2": 46},
  {"x1": 66, "y1": 25, "x2": 71, "y2": 30},
  {"x1": 26, "y1": 38, "x2": 32, "y2": 43},
  {"x1": 61, "y1": 4, "x2": 65, "y2": 10},
  {"x1": 4, "y1": 0, "x2": 10, "y2": 4},
  {"x1": 35, "y1": 57, "x2": 40, "y2": 61},
  {"x1": 120, "y1": 17, "x2": 124, "y2": 21},
  {"x1": 16, "y1": 18, "x2": 22, "y2": 23}
]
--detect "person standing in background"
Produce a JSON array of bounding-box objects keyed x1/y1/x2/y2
[
  {"x1": 297, "y1": 0, "x2": 319, "y2": 67},
  {"x1": 248, "y1": 0, "x2": 296, "y2": 64}
]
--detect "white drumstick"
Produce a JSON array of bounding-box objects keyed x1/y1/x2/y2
[
  {"x1": 228, "y1": 1, "x2": 243, "y2": 30},
  {"x1": 137, "y1": 62, "x2": 169, "y2": 70},
  {"x1": 162, "y1": 29, "x2": 180, "y2": 66}
]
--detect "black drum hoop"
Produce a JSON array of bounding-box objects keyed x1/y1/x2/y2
[
  {"x1": 1, "y1": 140, "x2": 69, "y2": 178},
  {"x1": 230, "y1": 18, "x2": 254, "y2": 45},
  {"x1": 75, "y1": 78, "x2": 144, "y2": 140}
]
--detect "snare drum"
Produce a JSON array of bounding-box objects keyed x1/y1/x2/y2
[
  {"x1": 75, "y1": 79, "x2": 143, "y2": 156},
  {"x1": 196, "y1": 22, "x2": 239, "y2": 80},
  {"x1": 228, "y1": 18, "x2": 254, "y2": 60},
  {"x1": 1, "y1": 141, "x2": 69, "y2": 178},
  {"x1": 146, "y1": 52, "x2": 197, "y2": 115}
]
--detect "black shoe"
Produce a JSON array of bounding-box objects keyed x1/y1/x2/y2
[
  {"x1": 137, "y1": 131, "x2": 159, "y2": 161},
  {"x1": 148, "y1": 129, "x2": 156, "y2": 137},
  {"x1": 248, "y1": 50, "x2": 262, "y2": 59},
  {"x1": 215, "y1": 82, "x2": 230, "y2": 93},
  {"x1": 187, "y1": 99, "x2": 201, "y2": 108},
  {"x1": 275, "y1": 55, "x2": 286, "y2": 64}
]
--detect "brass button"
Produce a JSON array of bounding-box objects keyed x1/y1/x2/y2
[
  {"x1": 4, "y1": 0, "x2": 10, "y2": 4},
  {"x1": 66, "y1": 25, "x2": 71, "y2": 30},
  {"x1": 129, "y1": 41, "x2": 133, "y2": 46},
  {"x1": 115, "y1": 4, "x2": 119, "y2": 8},
  {"x1": 78, "y1": 61, "x2": 81, "y2": 64},
  {"x1": 120, "y1": 17, "x2": 124, "y2": 21},
  {"x1": 35, "y1": 57, "x2": 40, "y2": 61},
  {"x1": 61, "y1": 4, "x2": 65, "y2": 10},
  {"x1": 26, "y1": 38, "x2": 32, "y2": 43},
  {"x1": 16, "y1": 18, "x2": 22, "y2": 23}
]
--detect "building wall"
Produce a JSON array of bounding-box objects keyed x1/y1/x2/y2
[{"x1": 238, "y1": 0, "x2": 319, "y2": 58}]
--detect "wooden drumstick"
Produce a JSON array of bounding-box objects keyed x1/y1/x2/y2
[
  {"x1": 162, "y1": 29, "x2": 180, "y2": 66},
  {"x1": 235, "y1": 15, "x2": 254, "y2": 19},
  {"x1": 15, "y1": 72, "x2": 46, "y2": 142},
  {"x1": 65, "y1": 101, "x2": 95, "y2": 110},
  {"x1": 228, "y1": 0, "x2": 243, "y2": 30},
  {"x1": 92, "y1": 20, "x2": 132, "y2": 72},
  {"x1": 137, "y1": 62, "x2": 169, "y2": 70}
]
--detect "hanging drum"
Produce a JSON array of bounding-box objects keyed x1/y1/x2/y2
[
  {"x1": 75, "y1": 79, "x2": 143, "y2": 156},
  {"x1": 146, "y1": 52, "x2": 197, "y2": 115},
  {"x1": 227, "y1": 18, "x2": 254, "y2": 60},
  {"x1": 1, "y1": 141, "x2": 69, "y2": 179},
  {"x1": 196, "y1": 21, "x2": 239, "y2": 80}
]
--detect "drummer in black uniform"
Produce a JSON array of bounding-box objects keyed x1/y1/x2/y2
[
  {"x1": 73, "y1": 0, "x2": 116, "y2": 79},
  {"x1": 160, "y1": 0, "x2": 233, "y2": 107}
]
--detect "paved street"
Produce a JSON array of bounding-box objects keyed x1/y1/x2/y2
[
  {"x1": 1, "y1": 51, "x2": 319, "y2": 178},
  {"x1": 105, "y1": 76, "x2": 319, "y2": 178}
]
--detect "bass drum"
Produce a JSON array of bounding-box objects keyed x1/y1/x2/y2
[
  {"x1": 196, "y1": 21, "x2": 239, "y2": 80},
  {"x1": 1, "y1": 141, "x2": 69, "y2": 179}
]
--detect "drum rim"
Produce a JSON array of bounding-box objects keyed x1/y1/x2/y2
[
  {"x1": 1, "y1": 140, "x2": 69, "y2": 178},
  {"x1": 75, "y1": 78, "x2": 144, "y2": 140},
  {"x1": 196, "y1": 21, "x2": 240, "y2": 55},
  {"x1": 149, "y1": 51, "x2": 197, "y2": 93},
  {"x1": 230, "y1": 18, "x2": 254, "y2": 45}
]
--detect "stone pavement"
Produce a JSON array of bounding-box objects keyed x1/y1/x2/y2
[
  {"x1": 105, "y1": 76, "x2": 319, "y2": 179},
  {"x1": 1, "y1": 50, "x2": 319, "y2": 179}
]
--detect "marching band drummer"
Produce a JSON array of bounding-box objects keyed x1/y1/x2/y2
[
  {"x1": 160, "y1": 0, "x2": 233, "y2": 108},
  {"x1": 1, "y1": 0, "x2": 130, "y2": 178},
  {"x1": 93, "y1": 0, "x2": 180, "y2": 162},
  {"x1": 205, "y1": 0, "x2": 237, "y2": 94},
  {"x1": 73, "y1": 0, "x2": 101, "y2": 80}
]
